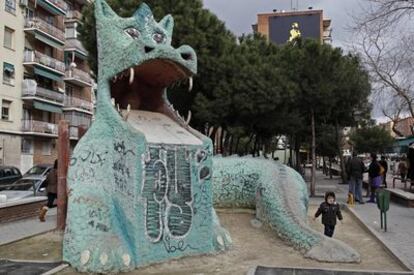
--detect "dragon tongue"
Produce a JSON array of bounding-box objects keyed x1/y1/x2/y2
[{"x1": 129, "y1": 68, "x2": 135, "y2": 85}]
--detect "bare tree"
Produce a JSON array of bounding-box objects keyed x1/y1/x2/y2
[{"x1": 352, "y1": 0, "x2": 414, "y2": 133}]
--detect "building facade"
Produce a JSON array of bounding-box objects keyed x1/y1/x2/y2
[
  {"x1": 253, "y1": 9, "x2": 332, "y2": 45},
  {"x1": 0, "y1": 0, "x2": 93, "y2": 173}
]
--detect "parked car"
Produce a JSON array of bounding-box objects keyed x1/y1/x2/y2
[
  {"x1": 23, "y1": 164, "x2": 52, "y2": 178},
  {"x1": 0, "y1": 166, "x2": 22, "y2": 187},
  {"x1": 0, "y1": 176, "x2": 47, "y2": 203}
]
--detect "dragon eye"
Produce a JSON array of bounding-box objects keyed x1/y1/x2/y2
[
  {"x1": 153, "y1": 32, "x2": 165, "y2": 44},
  {"x1": 124, "y1": 28, "x2": 140, "y2": 39}
]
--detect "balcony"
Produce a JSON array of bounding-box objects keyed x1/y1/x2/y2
[
  {"x1": 22, "y1": 79, "x2": 64, "y2": 106},
  {"x1": 65, "y1": 38, "x2": 88, "y2": 58},
  {"x1": 65, "y1": 10, "x2": 82, "y2": 22},
  {"x1": 24, "y1": 17, "x2": 65, "y2": 47},
  {"x1": 33, "y1": 0, "x2": 68, "y2": 16},
  {"x1": 24, "y1": 51, "x2": 65, "y2": 79},
  {"x1": 64, "y1": 96, "x2": 94, "y2": 114},
  {"x1": 22, "y1": 120, "x2": 58, "y2": 136},
  {"x1": 64, "y1": 67, "x2": 92, "y2": 87}
]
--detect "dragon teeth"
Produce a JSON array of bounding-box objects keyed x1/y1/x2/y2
[
  {"x1": 186, "y1": 110, "x2": 192, "y2": 125},
  {"x1": 129, "y1": 68, "x2": 135, "y2": 85},
  {"x1": 123, "y1": 104, "x2": 131, "y2": 121},
  {"x1": 188, "y1": 77, "x2": 193, "y2": 92}
]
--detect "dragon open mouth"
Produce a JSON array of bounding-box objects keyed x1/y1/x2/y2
[
  {"x1": 109, "y1": 58, "x2": 202, "y2": 145},
  {"x1": 110, "y1": 59, "x2": 193, "y2": 117}
]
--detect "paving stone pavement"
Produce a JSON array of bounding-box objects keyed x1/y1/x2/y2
[
  {"x1": 0, "y1": 208, "x2": 57, "y2": 246},
  {"x1": 307, "y1": 169, "x2": 414, "y2": 271}
]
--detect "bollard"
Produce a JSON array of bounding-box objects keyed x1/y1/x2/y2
[{"x1": 376, "y1": 189, "x2": 390, "y2": 232}]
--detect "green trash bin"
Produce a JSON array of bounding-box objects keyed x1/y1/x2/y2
[{"x1": 376, "y1": 189, "x2": 390, "y2": 231}]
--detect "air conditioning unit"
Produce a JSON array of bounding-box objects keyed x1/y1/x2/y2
[{"x1": 20, "y1": 0, "x2": 28, "y2": 7}]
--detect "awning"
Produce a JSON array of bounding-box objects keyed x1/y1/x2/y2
[
  {"x1": 34, "y1": 67, "x2": 62, "y2": 82},
  {"x1": 35, "y1": 32, "x2": 64, "y2": 49},
  {"x1": 37, "y1": 0, "x2": 66, "y2": 16},
  {"x1": 34, "y1": 101, "x2": 62, "y2": 113},
  {"x1": 3, "y1": 63, "x2": 14, "y2": 73}
]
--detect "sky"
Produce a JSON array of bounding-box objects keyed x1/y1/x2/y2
[{"x1": 202, "y1": 0, "x2": 363, "y2": 49}]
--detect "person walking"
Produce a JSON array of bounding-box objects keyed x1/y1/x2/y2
[
  {"x1": 313, "y1": 191, "x2": 343, "y2": 237},
  {"x1": 398, "y1": 156, "x2": 408, "y2": 183},
  {"x1": 346, "y1": 152, "x2": 365, "y2": 204},
  {"x1": 379, "y1": 156, "x2": 388, "y2": 188},
  {"x1": 39, "y1": 159, "x2": 58, "y2": 222},
  {"x1": 367, "y1": 153, "x2": 381, "y2": 203}
]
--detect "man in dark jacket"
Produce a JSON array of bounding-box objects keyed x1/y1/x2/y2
[
  {"x1": 347, "y1": 152, "x2": 365, "y2": 204},
  {"x1": 314, "y1": 191, "x2": 343, "y2": 237}
]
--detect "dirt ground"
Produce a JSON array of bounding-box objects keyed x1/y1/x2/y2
[{"x1": 0, "y1": 206, "x2": 407, "y2": 274}]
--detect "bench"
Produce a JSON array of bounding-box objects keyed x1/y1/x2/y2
[{"x1": 392, "y1": 177, "x2": 414, "y2": 191}]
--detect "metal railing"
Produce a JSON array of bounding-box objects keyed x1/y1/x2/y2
[
  {"x1": 0, "y1": 182, "x2": 43, "y2": 196},
  {"x1": 24, "y1": 17, "x2": 65, "y2": 42},
  {"x1": 24, "y1": 50, "x2": 65, "y2": 74},
  {"x1": 21, "y1": 120, "x2": 58, "y2": 135},
  {"x1": 22, "y1": 80, "x2": 64, "y2": 104},
  {"x1": 65, "y1": 10, "x2": 82, "y2": 21},
  {"x1": 65, "y1": 68, "x2": 92, "y2": 85},
  {"x1": 64, "y1": 96, "x2": 93, "y2": 111}
]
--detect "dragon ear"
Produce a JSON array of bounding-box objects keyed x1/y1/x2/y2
[
  {"x1": 134, "y1": 3, "x2": 153, "y2": 20},
  {"x1": 159, "y1": 15, "x2": 174, "y2": 37},
  {"x1": 95, "y1": 0, "x2": 118, "y2": 19}
]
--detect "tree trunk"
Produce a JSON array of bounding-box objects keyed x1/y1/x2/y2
[
  {"x1": 234, "y1": 136, "x2": 240, "y2": 155},
  {"x1": 244, "y1": 134, "x2": 254, "y2": 156},
  {"x1": 335, "y1": 121, "x2": 347, "y2": 183},
  {"x1": 329, "y1": 157, "x2": 333, "y2": 179},
  {"x1": 310, "y1": 109, "x2": 316, "y2": 197},
  {"x1": 228, "y1": 135, "x2": 234, "y2": 156},
  {"x1": 295, "y1": 137, "x2": 301, "y2": 172}
]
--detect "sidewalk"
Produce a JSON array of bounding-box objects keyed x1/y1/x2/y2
[
  {"x1": 0, "y1": 208, "x2": 57, "y2": 246},
  {"x1": 309, "y1": 169, "x2": 414, "y2": 271}
]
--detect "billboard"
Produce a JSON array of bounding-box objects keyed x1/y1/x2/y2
[{"x1": 268, "y1": 12, "x2": 321, "y2": 44}]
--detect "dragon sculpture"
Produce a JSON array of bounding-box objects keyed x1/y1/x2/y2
[{"x1": 63, "y1": 1, "x2": 360, "y2": 273}]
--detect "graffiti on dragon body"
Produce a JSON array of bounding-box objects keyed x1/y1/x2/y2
[
  {"x1": 142, "y1": 145, "x2": 194, "y2": 245},
  {"x1": 215, "y1": 172, "x2": 260, "y2": 202},
  {"x1": 113, "y1": 141, "x2": 136, "y2": 198}
]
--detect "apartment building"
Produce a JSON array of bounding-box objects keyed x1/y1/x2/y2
[{"x1": 0, "y1": 0, "x2": 93, "y2": 173}]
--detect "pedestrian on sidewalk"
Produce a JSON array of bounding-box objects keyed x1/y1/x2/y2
[
  {"x1": 346, "y1": 152, "x2": 365, "y2": 204},
  {"x1": 398, "y1": 156, "x2": 408, "y2": 183},
  {"x1": 39, "y1": 159, "x2": 58, "y2": 222},
  {"x1": 367, "y1": 153, "x2": 381, "y2": 203},
  {"x1": 379, "y1": 156, "x2": 388, "y2": 188},
  {"x1": 313, "y1": 191, "x2": 343, "y2": 237}
]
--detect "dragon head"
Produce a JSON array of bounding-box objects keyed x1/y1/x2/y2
[{"x1": 94, "y1": 0, "x2": 197, "y2": 118}]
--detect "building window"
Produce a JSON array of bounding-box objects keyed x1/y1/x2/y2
[
  {"x1": 65, "y1": 26, "x2": 77, "y2": 39},
  {"x1": 1, "y1": 100, "x2": 12, "y2": 121},
  {"x1": 21, "y1": 138, "x2": 33, "y2": 154},
  {"x1": 3, "y1": 27, "x2": 14, "y2": 50},
  {"x1": 2, "y1": 62, "x2": 15, "y2": 86},
  {"x1": 42, "y1": 140, "x2": 52, "y2": 156},
  {"x1": 5, "y1": 0, "x2": 16, "y2": 14}
]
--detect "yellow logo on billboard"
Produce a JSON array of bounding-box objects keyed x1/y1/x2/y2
[{"x1": 288, "y1": 22, "x2": 301, "y2": 42}]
